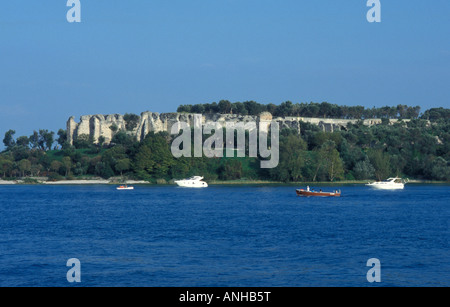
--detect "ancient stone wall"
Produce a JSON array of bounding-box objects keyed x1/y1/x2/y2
[{"x1": 66, "y1": 112, "x2": 408, "y2": 145}]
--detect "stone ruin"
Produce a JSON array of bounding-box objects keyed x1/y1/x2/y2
[{"x1": 66, "y1": 111, "x2": 406, "y2": 145}]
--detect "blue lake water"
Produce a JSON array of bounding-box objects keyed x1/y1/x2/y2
[{"x1": 0, "y1": 184, "x2": 448, "y2": 287}]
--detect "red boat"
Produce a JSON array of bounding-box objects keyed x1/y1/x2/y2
[{"x1": 296, "y1": 188, "x2": 341, "y2": 197}]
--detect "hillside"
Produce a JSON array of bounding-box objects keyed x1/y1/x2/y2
[{"x1": 1, "y1": 102, "x2": 449, "y2": 182}]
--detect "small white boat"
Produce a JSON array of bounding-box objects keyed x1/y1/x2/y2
[
  {"x1": 365, "y1": 177, "x2": 408, "y2": 190},
  {"x1": 116, "y1": 185, "x2": 134, "y2": 190},
  {"x1": 174, "y1": 176, "x2": 208, "y2": 188}
]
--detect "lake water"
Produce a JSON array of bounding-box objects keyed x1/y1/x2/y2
[{"x1": 0, "y1": 184, "x2": 448, "y2": 287}]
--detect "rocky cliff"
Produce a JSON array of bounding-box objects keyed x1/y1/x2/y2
[{"x1": 66, "y1": 111, "x2": 406, "y2": 145}]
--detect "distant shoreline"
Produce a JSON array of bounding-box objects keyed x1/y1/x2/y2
[{"x1": 0, "y1": 178, "x2": 448, "y2": 186}]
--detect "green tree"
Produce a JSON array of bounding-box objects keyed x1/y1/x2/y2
[
  {"x1": 428, "y1": 157, "x2": 450, "y2": 181},
  {"x1": 133, "y1": 133, "x2": 174, "y2": 179},
  {"x1": 368, "y1": 149, "x2": 391, "y2": 181},
  {"x1": 38, "y1": 129, "x2": 55, "y2": 151},
  {"x1": 0, "y1": 156, "x2": 14, "y2": 177},
  {"x1": 50, "y1": 160, "x2": 63, "y2": 174},
  {"x1": 243, "y1": 101, "x2": 264, "y2": 115},
  {"x1": 177, "y1": 104, "x2": 192, "y2": 113},
  {"x1": 309, "y1": 141, "x2": 344, "y2": 182},
  {"x1": 94, "y1": 161, "x2": 114, "y2": 179},
  {"x1": 269, "y1": 134, "x2": 307, "y2": 182},
  {"x1": 124, "y1": 113, "x2": 140, "y2": 131},
  {"x1": 318, "y1": 102, "x2": 333, "y2": 118},
  {"x1": 115, "y1": 158, "x2": 131, "y2": 176},
  {"x1": 170, "y1": 157, "x2": 191, "y2": 178},
  {"x1": 29, "y1": 131, "x2": 39, "y2": 149},
  {"x1": 18, "y1": 159, "x2": 31, "y2": 177},
  {"x1": 219, "y1": 159, "x2": 243, "y2": 180},
  {"x1": 16, "y1": 136, "x2": 30, "y2": 147},
  {"x1": 218, "y1": 100, "x2": 232, "y2": 114},
  {"x1": 319, "y1": 141, "x2": 344, "y2": 181},
  {"x1": 111, "y1": 131, "x2": 135, "y2": 148},
  {"x1": 31, "y1": 164, "x2": 43, "y2": 177},
  {"x1": 353, "y1": 157, "x2": 375, "y2": 180},
  {"x1": 73, "y1": 134, "x2": 92, "y2": 149},
  {"x1": 98, "y1": 136, "x2": 106, "y2": 149},
  {"x1": 421, "y1": 107, "x2": 450, "y2": 122},
  {"x1": 133, "y1": 145, "x2": 154, "y2": 179},
  {"x1": 303, "y1": 103, "x2": 320, "y2": 117},
  {"x1": 3, "y1": 130, "x2": 16, "y2": 149},
  {"x1": 274, "y1": 101, "x2": 293, "y2": 117},
  {"x1": 56, "y1": 129, "x2": 68, "y2": 149},
  {"x1": 10, "y1": 145, "x2": 29, "y2": 161},
  {"x1": 191, "y1": 104, "x2": 205, "y2": 113},
  {"x1": 232, "y1": 102, "x2": 248, "y2": 115},
  {"x1": 110, "y1": 124, "x2": 119, "y2": 133},
  {"x1": 62, "y1": 156, "x2": 72, "y2": 177}
]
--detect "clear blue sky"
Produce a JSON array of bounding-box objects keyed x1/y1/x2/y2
[{"x1": 1, "y1": 0, "x2": 449, "y2": 141}]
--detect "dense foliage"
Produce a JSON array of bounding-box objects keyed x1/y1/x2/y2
[
  {"x1": 178, "y1": 100, "x2": 425, "y2": 119},
  {"x1": 1, "y1": 104, "x2": 449, "y2": 182}
]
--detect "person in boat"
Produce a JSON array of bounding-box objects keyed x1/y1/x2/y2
[
  {"x1": 307, "y1": 186, "x2": 310, "y2": 192},
  {"x1": 320, "y1": 189, "x2": 322, "y2": 192}
]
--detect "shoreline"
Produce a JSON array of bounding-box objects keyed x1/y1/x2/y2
[{"x1": 0, "y1": 179, "x2": 448, "y2": 186}]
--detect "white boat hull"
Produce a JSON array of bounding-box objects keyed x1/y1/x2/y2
[
  {"x1": 175, "y1": 181, "x2": 208, "y2": 188},
  {"x1": 366, "y1": 183, "x2": 404, "y2": 190},
  {"x1": 366, "y1": 177, "x2": 406, "y2": 190},
  {"x1": 174, "y1": 176, "x2": 208, "y2": 188},
  {"x1": 117, "y1": 187, "x2": 134, "y2": 190}
]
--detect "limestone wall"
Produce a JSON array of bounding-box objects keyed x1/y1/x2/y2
[{"x1": 66, "y1": 112, "x2": 408, "y2": 145}]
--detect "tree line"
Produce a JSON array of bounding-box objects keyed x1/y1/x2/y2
[
  {"x1": 1, "y1": 104, "x2": 449, "y2": 182},
  {"x1": 177, "y1": 100, "x2": 433, "y2": 120}
]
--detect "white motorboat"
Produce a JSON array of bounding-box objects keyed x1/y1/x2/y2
[
  {"x1": 365, "y1": 177, "x2": 408, "y2": 190},
  {"x1": 116, "y1": 185, "x2": 134, "y2": 190},
  {"x1": 174, "y1": 176, "x2": 208, "y2": 188}
]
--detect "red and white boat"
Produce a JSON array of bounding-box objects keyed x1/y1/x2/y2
[
  {"x1": 296, "y1": 187, "x2": 341, "y2": 197},
  {"x1": 117, "y1": 185, "x2": 134, "y2": 190}
]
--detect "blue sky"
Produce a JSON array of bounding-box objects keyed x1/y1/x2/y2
[{"x1": 1, "y1": 0, "x2": 449, "y2": 141}]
